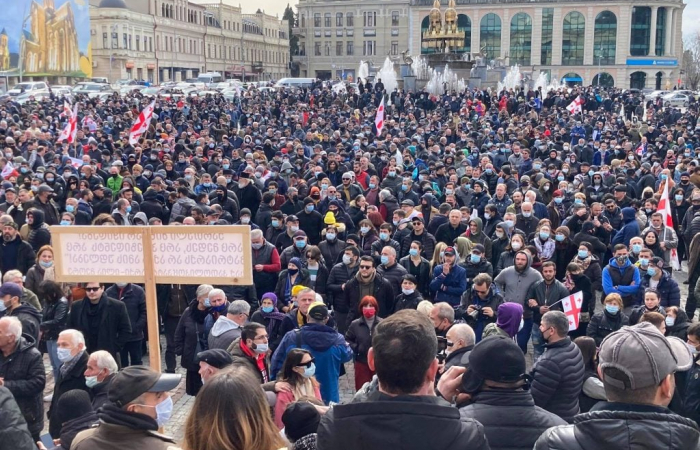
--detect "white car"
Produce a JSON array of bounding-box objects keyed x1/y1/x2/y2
[
  {"x1": 663, "y1": 93, "x2": 690, "y2": 108},
  {"x1": 645, "y1": 90, "x2": 670, "y2": 101},
  {"x1": 7, "y1": 81, "x2": 49, "y2": 97},
  {"x1": 15, "y1": 90, "x2": 52, "y2": 104}
]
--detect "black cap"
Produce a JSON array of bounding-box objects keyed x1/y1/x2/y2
[
  {"x1": 108, "y1": 366, "x2": 181, "y2": 407},
  {"x1": 196, "y1": 349, "x2": 233, "y2": 369},
  {"x1": 461, "y1": 336, "x2": 526, "y2": 394},
  {"x1": 37, "y1": 184, "x2": 54, "y2": 194},
  {"x1": 308, "y1": 302, "x2": 329, "y2": 321},
  {"x1": 282, "y1": 402, "x2": 320, "y2": 441}
]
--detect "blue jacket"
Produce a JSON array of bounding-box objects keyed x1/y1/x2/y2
[
  {"x1": 270, "y1": 323, "x2": 353, "y2": 404},
  {"x1": 518, "y1": 159, "x2": 533, "y2": 178},
  {"x1": 570, "y1": 126, "x2": 586, "y2": 145},
  {"x1": 602, "y1": 257, "x2": 641, "y2": 299},
  {"x1": 638, "y1": 272, "x2": 681, "y2": 308},
  {"x1": 611, "y1": 207, "x2": 640, "y2": 247},
  {"x1": 429, "y1": 264, "x2": 467, "y2": 307}
]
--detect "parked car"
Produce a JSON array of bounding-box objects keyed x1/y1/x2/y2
[
  {"x1": 7, "y1": 81, "x2": 49, "y2": 97},
  {"x1": 663, "y1": 92, "x2": 691, "y2": 108}
]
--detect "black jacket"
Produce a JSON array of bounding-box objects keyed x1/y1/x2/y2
[
  {"x1": 48, "y1": 351, "x2": 90, "y2": 437},
  {"x1": 345, "y1": 316, "x2": 381, "y2": 364},
  {"x1": 105, "y1": 284, "x2": 147, "y2": 342},
  {"x1": 317, "y1": 391, "x2": 490, "y2": 450},
  {"x1": 344, "y1": 273, "x2": 395, "y2": 320},
  {"x1": 66, "y1": 294, "x2": 132, "y2": 360},
  {"x1": 530, "y1": 337, "x2": 585, "y2": 422},
  {"x1": 40, "y1": 298, "x2": 69, "y2": 341},
  {"x1": 8, "y1": 304, "x2": 42, "y2": 345},
  {"x1": 174, "y1": 301, "x2": 209, "y2": 371},
  {"x1": 0, "y1": 386, "x2": 36, "y2": 450},
  {"x1": 0, "y1": 336, "x2": 45, "y2": 436},
  {"x1": 586, "y1": 310, "x2": 629, "y2": 347},
  {"x1": 90, "y1": 373, "x2": 115, "y2": 411},
  {"x1": 0, "y1": 235, "x2": 36, "y2": 275},
  {"x1": 326, "y1": 262, "x2": 359, "y2": 310},
  {"x1": 459, "y1": 389, "x2": 567, "y2": 450},
  {"x1": 535, "y1": 402, "x2": 700, "y2": 450}
]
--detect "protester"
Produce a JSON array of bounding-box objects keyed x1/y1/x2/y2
[
  {"x1": 84, "y1": 350, "x2": 119, "y2": 410},
  {"x1": 587, "y1": 293, "x2": 630, "y2": 346},
  {"x1": 282, "y1": 401, "x2": 322, "y2": 450},
  {"x1": 105, "y1": 281, "x2": 146, "y2": 367},
  {"x1": 0, "y1": 385, "x2": 36, "y2": 450},
  {"x1": 274, "y1": 348, "x2": 323, "y2": 429},
  {"x1": 345, "y1": 295, "x2": 383, "y2": 389},
  {"x1": 196, "y1": 348, "x2": 233, "y2": 385}
]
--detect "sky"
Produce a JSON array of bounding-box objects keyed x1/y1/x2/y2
[{"x1": 243, "y1": 0, "x2": 700, "y2": 37}]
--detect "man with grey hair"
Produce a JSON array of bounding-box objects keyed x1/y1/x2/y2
[
  {"x1": 208, "y1": 296, "x2": 250, "y2": 350},
  {"x1": 377, "y1": 245, "x2": 408, "y2": 297},
  {"x1": 443, "y1": 323, "x2": 476, "y2": 373},
  {"x1": 0, "y1": 316, "x2": 45, "y2": 442},
  {"x1": 3, "y1": 269, "x2": 41, "y2": 312},
  {"x1": 530, "y1": 311, "x2": 585, "y2": 422},
  {"x1": 48, "y1": 329, "x2": 89, "y2": 437},
  {"x1": 85, "y1": 350, "x2": 119, "y2": 410},
  {"x1": 429, "y1": 301, "x2": 456, "y2": 338}
]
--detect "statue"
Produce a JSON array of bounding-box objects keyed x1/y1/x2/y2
[{"x1": 401, "y1": 50, "x2": 414, "y2": 66}]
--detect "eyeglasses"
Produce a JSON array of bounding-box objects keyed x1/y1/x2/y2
[
  {"x1": 296, "y1": 358, "x2": 315, "y2": 368},
  {"x1": 474, "y1": 288, "x2": 489, "y2": 295},
  {"x1": 85, "y1": 287, "x2": 101, "y2": 292},
  {"x1": 359, "y1": 265, "x2": 372, "y2": 270}
]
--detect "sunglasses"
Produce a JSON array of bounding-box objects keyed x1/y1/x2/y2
[
  {"x1": 296, "y1": 358, "x2": 315, "y2": 368},
  {"x1": 474, "y1": 288, "x2": 489, "y2": 295},
  {"x1": 359, "y1": 265, "x2": 372, "y2": 269},
  {"x1": 85, "y1": 287, "x2": 101, "y2": 292}
]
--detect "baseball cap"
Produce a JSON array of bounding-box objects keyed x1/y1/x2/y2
[
  {"x1": 444, "y1": 246, "x2": 456, "y2": 257},
  {"x1": 400, "y1": 199, "x2": 415, "y2": 207},
  {"x1": 308, "y1": 302, "x2": 329, "y2": 321},
  {"x1": 196, "y1": 349, "x2": 233, "y2": 369},
  {"x1": 599, "y1": 322, "x2": 693, "y2": 390},
  {"x1": 0, "y1": 282, "x2": 23, "y2": 298},
  {"x1": 293, "y1": 230, "x2": 307, "y2": 239},
  {"x1": 108, "y1": 366, "x2": 181, "y2": 407},
  {"x1": 461, "y1": 336, "x2": 526, "y2": 394},
  {"x1": 472, "y1": 244, "x2": 485, "y2": 255}
]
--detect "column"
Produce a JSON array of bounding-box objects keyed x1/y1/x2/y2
[
  {"x1": 551, "y1": 7, "x2": 563, "y2": 66},
  {"x1": 649, "y1": 6, "x2": 657, "y2": 56},
  {"x1": 472, "y1": 9, "x2": 481, "y2": 57},
  {"x1": 501, "y1": 9, "x2": 510, "y2": 62},
  {"x1": 664, "y1": 8, "x2": 673, "y2": 57},
  {"x1": 531, "y1": 7, "x2": 542, "y2": 66},
  {"x1": 583, "y1": 6, "x2": 595, "y2": 66},
  {"x1": 617, "y1": 5, "x2": 631, "y2": 65}
]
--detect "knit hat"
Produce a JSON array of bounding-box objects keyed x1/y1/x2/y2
[
  {"x1": 555, "y1": 226, "x2": 570, "y2": 238},
  {"x1": 461, "y1": 336, "x2": 527, "y2": 394},
  {"x1": 324, "y1": 212, "x2": 336, "y2": 225},
  {"x1": 261, "y1": 292, "x2": 278, "y2": 306},
  {"x1": 56, "y1": 389, "x2": 94, "y2": 423},
  {"x1": 291, "y1": 285, "x2": 305, "y2": 297},
  {"x1": 282, "y1": 402, "x2": 320, "y2": 442},
  {"x1": 289, "y1": 257, "x2": 302, "y2": 269}
]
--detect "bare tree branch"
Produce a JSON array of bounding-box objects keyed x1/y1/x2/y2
[{"x1": 683, "y1": 31, "x2": 700, "y2": 90}]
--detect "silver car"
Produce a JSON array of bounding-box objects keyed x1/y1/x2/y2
[{"x1": 663, "y1": 93, "x2": 690, "y2": 108}]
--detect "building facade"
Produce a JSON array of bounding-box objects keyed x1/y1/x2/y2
[
  {"x1": 89, "y1": 0, "x2": 289, "y2": 83},
  {"x1": 293, "y1": 0, "x2": 686, "y2": 89}
]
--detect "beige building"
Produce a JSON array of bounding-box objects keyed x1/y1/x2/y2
[
  {"x1": 89, "y1": 0, "x2": 289, "y2": 83},
  {"x1": 294, "y1": 0, "x2": 685, "y2": 89}
]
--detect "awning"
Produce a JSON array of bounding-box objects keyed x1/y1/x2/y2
[{"x1": 562, "y1": 77, "x2": 583, "y2": 82}]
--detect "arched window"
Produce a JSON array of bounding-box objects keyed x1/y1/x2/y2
[
  {"x1": 655, "y1": 71, "x2": 663, "y2": 90},
  {"x1": 592, "y1": 72, "x2": 614, "y2": 87},
  {"x1": 630, "y1": 71, "x2": 647, "y2": 89},
  {"x1": 561, "y1": 72, "x2": 583, "y2": 86},
  {"x1": 420, "y1": 16, "x2": 430, "y2": 54},
  {"x1": 562, "y1": 11, "x2": 585, "y2": 65},
  {"x1": 594, "y1": 11, "x2": 616, "y2": 65},
  {"x1": 480, "y1": 13, "x2": 501, "y2": 58},
  {"x1": 457, "y1": 14, "x2": 471, "y2": 54},
  {"x1": 509, "y1": 12, "x2": 532, "y2": 65},
  {"x1": 630, "y1": 6, "x2": 651, "y2": 56}
]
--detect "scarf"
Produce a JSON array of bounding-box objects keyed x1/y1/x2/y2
[
  {"x1": 534, "y1": 237, "x2": 555, "y2": 260},
  {"x1": 356, "y1": 269, "x2": 376, "y2": 301},
  {"x1": 576, "y1": 254, "x2": 593, "y2": 271},
  {"x1": 262, "y1": 308, "x2": 287, "y2": 332},
  {"x1": 563, "y1": 273, "x2": 576, "y2": 291},
  {"x1": 60, "y1": 350, "x2": 85, "y2": 378},
  {"x1": 296, "y1": 309, "x2": 307, "y2": 328},
  {"x1": 98, "y1": 403, "x2": 158, "y2": 431},
  {"x1": 291, "y1": 377, "x2": 316, "y2": 401},
  {"x1": 240, "y1": 340, "x2": 268, "y2": 383}
]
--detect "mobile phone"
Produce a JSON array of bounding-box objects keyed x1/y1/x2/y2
[{"x1": 40, "y1": 433, "x2": 53, "y2": 448}]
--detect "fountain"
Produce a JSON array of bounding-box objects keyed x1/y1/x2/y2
[
  {"x1": 376, "y1": 57, "x2": 398, "y2": 102},
  {"x1": 423, "y1": 63, "x2": 467, "y2": 95},
  {"x1": 534, "y1": 72, "x2": 549, "y2": 93},
  {"x1": 496, "y1": 65, "x2": 523, "y2": 93},
  {"x1": 357, "y1": 60, "x2": 369, "y2": 83}
]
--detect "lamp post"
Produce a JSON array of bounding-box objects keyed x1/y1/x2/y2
[{"x1": 597, "y1": 44, "x2": 602, "y2": 87}]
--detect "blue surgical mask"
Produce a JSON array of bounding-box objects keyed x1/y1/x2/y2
[
  {"x1": 204, "y1": 298, "x2": 212, "y2": 308},
  {"x1": 380, "y1": 255, "x2": 389, "y2": 265},
  {"x1": 578, "y1": 250, "x2": 588, "y2": 259},
  {"x1": 401, "y1": 185, "x2": 408, "y2": 191},
  {"x1": 575, "y1": 198, "x2": 583, "y2": 205},
  {"x1": 66, "y1": 205, "x2": 75, "y2": 212},
  {"x1": 402, "y1": 288, "x2": 415, "y2": 295},
  {"x1": 557, "y1": 176, "x2": 565, "y2": 182},
  {"x1": 155, "y1": 396, "x2": 173, "y2": 427},
  {"x1": 523, "y1": 212, "x2": 532, "y2": 218},
  {"x1": 369, "y1": 183, "x2": 376, "y2": 189},
  {"x1": 39, "y1": 260, "x2": 53, "y2": 268},
  {"x1": 647, "y1": 267, "x2": 657, "y2": 277},
  {"x1": 485, "y1": 168, "x2": 493, "y2": 175},
  {"x1": 639, "y1": 258, "x2": 649, "y2": 266},
  {"x1": 361, "y1": 226, "x2": 370, "y2": 234},
  {"x1": 126, "y1": 206, "x2": 132, "y2": 213},
  {"x1": 470, "y1": 254, "x2": 481, "y2": 263},
  {"x1": 223, "y1": 164, "x2": 230, "y2": 169},
  {"x1": 271, "y1": 220, "x2": 280, "y2": 228},
  {"x1": 605, "y1": 304, "x2": 619, "y2": 315},
  {"x1": 554, "y1": 197, "x2": 563, "y2": 204},
  {"x1": 505, "y1": 219, "x2": 514, "y2": 228},
  {"x1": 326, "y1": 232, "x2": 336, "y2": 241},
  {"x1": 534, "y1": 163, "x2": 541, "y2": 170},
  {"x1": 388, "y1": 171, "x2": 396, "y2": 177},
  {"x1": 85, "y1": 375, "x2": 99, "y2": 388},
  {"x1": 409, "y1": 248, "x2": 419, "y2": 257},
  {"x1": 305, "y1": 205, "x2": 314, "y2": 213},
  {"x1": 57, "y1": 347, "x2": 74, "y2": 363},
  {"x1": 666, "y1": 316, "x2": 675, "y2": 327},
  {"x1": 675, "y1": 194, "x2": 684, "y2": 202},
  {"x1": 295, "y1": 239, "x2": 306, "y2": 248},
  {"x1": 254, "y1": 343, "x2": 269, "y2": 354},
  {"x1": 539, "y1": 231, "x2": 549, "y2": 240},
  {"x1": 379, "y1": 232, "x2": 389, "y2": 241},
  {"x1": 303, "y1": 363, "x2": 316, "y2": 378},
  {"x1": 60, "y1": 220, "x2": 71, "y2": 226},
  {"x1": 661, "y1": 174, "x2": 668, "y2": 180},
  {"x1": 555, "y1": 234, "x2": 565, "y2": 242},
  {"x1": 262, "y1": 306, "x2": 274, "y2": 313}
]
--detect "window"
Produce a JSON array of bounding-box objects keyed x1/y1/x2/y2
[
  {"x1": 364, "y1": 11, "x2": 376, "y2": 27},
  {"x1": 480, "y1": 13, "x2": 501, "y2": 58},
  {"x1": 594, "y1": 11, "x2": 617, "y2": 65},
  {"x1": 111, "y1": 30, "x2": 118, "y2": 48},
  {"x1": 509, "y1": 13, "x2": 532, "y2": 66},
  {"x1": 392, "y1": 29, "x2": 399, "y2": 36},
  {"x1": 346, "y1": 29, "x2": 354, "y2": 37},
  {"x1": 123, "y1": 33, "x2": 128, "y2": 49},
  {"x1": 364, "y1": 29, "x2": 376, "y2": 37},
  {"x1": 207, "y1": 43, "x2": 211, "y2": 58},
  {"x1": 336, "y1": 13, "x2": 343, "y2": 27},
  {"x1": 630, "y1": 71, "x2": 647, "y2": 89},
  {"x1": 336, "y1": 29, "x2": 343, "y2": 37},
  {"x1": 325, "y1": 30, "x2": 332, "y2": 37},
  {"x1": 314, "y1": 13, "x2": 321, "y2": 27},
  {"x1": 630, "y1": 6, "x2": 651, "y2": 56},
  {"x1": 325, "y1": 13, "x2": 331, "y2": 28},
  {"x1": 336, "y1": 41, "x2": 343, "y2": 56},
  {"x1": 392, "y1": 11, "x2": 399, "y2": 27},
  {"x1": 540, "y1": 8, "x2": 553, "y2": 65},
  {"x1": 325, "y1": 41, "x2": 331, "y2": 56},
  {"x1": 363, "y1": 40, "x2": 376, "y2": 56},
  {"x1": 656, "y1": 7, "x2": 666, "y2": 56},
  {"x1": 457, "y1": 14, "x2": 471, "y2": 54},
  {"x1": 562, "y1": 11, "x2": 585, "y2": 65},
  {"x1": 128, "y1": 34, "x2": 132, "y2": 50},
  {"x1": 136, "y1": 35, "x2": 140, "y2": 51},
  {"x1": 347, "y1": 12, "x2": 354, "y2": 27},
  {"x1": 347, "y1": 41, "x2": 354, "y2": 55},
  {"x1": 391, "y1": 41, "x2": 398, "y2": 55},
  {"x1": 102, "y1": 32, "x2": 108, "y2": 49}
]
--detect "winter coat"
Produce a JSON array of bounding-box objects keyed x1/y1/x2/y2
[
  {"x1": 169, "y1": 196, "x2": 196, "y2": 220},
  {"x1": 393, "y1": 290, "x2": 424, "y2": 311},
  {"x1": 326, "y1": 262, "x2": 359, "y2": 311},
  {"x1": 0, "y1": 234, "x2": 36, "y2": 275},
  {"x1": 174, "y1": 301, "x2": 209, "y2": 371},
  {"x1": 459, "y1": 389, "x2": 567, "y2": 450},
  {"x1": 66, "y1": 294, "x2": 132, "y2": 360},
  {"x1": 0, "y1": 336, "x2": 45, "y2": 436},
  {"x1": 398, "y1": 256, "x2": 432, "y2": 297},
  {"x1": 460, "y1": 284, "x2": 503, "y2": 340},
  {"x1": 271, "y1": 323, "x2": 353, "y2": 403},
  {"x1": 27, "y1": 197, "x2": 60, "y2": 226},
  {"x1": 207, "y1": 316, "x2": 242, "y2": 351},
  {"x1": 40, "y1": 298, "x2": 69, "y2": 342},
  {"x1": 344, "y1": 273, "x2": 395, "y2": 320},
  {"x1": 317, "y1": 391, "x2": 490, "y2": 450},
  {"x1": 628, "y1": 304, "x2": 666, "y2": 325},
  {"x1": 400, "y1": 230, "x2": 437, "y2": 260},
  {"x1": 602, "y1": 257, "x2": 641, "y2": 308},
  {"x1": 228, "y1": 338, "x2": 275, "y2": 390},
  {"x1": 377, "y1": 262, "x2": 408, "y2": 299},
  {"x1": 527, "y1": 279, "x2": 570, "y2": 325},
  {"x1": 48, "y1": 351, "x2": 89, "y2": 437},
  {"x1": 637, "y1": 272, "x2": 681, "y2": 308},
  {"x1": 56, "y1": 411, "x2": 99, "y2": 450},
  {"x1": 274, "y1": 268, "x2": 312, "y2": 307},
  {"x1": 429, "y1": 263, "x2": 468, "y2": 307},
  {"x1": 345, "y1": 316, "x2": 382, "y2": 364},
  {"x1": 0, "y1": 386, "x2": 36, "y2": 450},
  {"x1": 586, "y1": 310, "x2": 630, "y2": 346},
  {"x1": 535, "y1": 402, "x2": 700, "y2": 450},
  {"x1": 611, "y1": 207, "x2": 640, "y2": 247},
  {"x1": 8, "y1": 304, "x2": 42, "y2": 345},
  {"x1": 297, "y1": 210, "x2": 325, "y2": 245},
  {"x1": 434, "y1": 222, "x2": 468, "y2": 246},
  {"x1": 105, "y1": 284, "x2": 147, "y2": 342}
]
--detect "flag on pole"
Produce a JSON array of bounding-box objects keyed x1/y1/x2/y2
[
  {"x1": 657, "y1": 179, "x2": 681, "y2": 270},
  {"x1": 129, "y1": 101, "x2": 156, "y2": 145},
  {"x1": 57, "y1": 104, "x2": 78, "y2": 143},
  {"x1": 375, "y1": 97, "x2": 385, "y2": 137},
  {"x1": 566, "y1": 96, "x2": 583, "y2": 114},
  {"x1": 68, "y1": 157, "x2": 84, "y2": 169},
  {"x1": 59, "y1": 100, "x2": 72, "y2": 119},
  {"x1": 561, "y1": 291, "x2": 584, "y2": 331},
  {"x1": 1, "y1": 162, "x2": 18, "y2": 179},
  {"x1": 82, "y1": 116, "x2": 97, "y2": 132}
]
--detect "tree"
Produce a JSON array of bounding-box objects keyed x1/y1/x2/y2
[
  {"x1": 283, "y1": 3, "x2": 299, "y2": 75},
  {"x1": 683, "y1": 31, "x2": 700, "y2": 90}
]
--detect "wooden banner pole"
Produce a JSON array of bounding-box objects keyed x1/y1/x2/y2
[{"x1": 142, "y1": 228, "x2": 162, "y2": 371}]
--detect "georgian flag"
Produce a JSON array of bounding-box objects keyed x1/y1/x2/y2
[
  {"x1": 82, "y1": 115, "x2": 97, "y2": 132},
  {"x1": 129, "y1": 101, "x2": 156, "y2": 145},
  {"x1": 375, "y1": 97, "x2": 385, "y2": 137},
  {"x1": 57, "y1": 105, "x2": 78, "y2": 143},
  {"x1": 566, "y1": 96, "x2": 583, "y2": 114},
  {"x1": 59, "y1": 100, "x2": 72, "y2": 119},
  {"x1": 657, "y1": 179, "x2": 681, "y2": 270},
  {"x1": 561, "y1": 291, "x2": 584, "y2": 331}
]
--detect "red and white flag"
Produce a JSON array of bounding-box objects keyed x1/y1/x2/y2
[
  {"x1": 375, "y1": 97, "x2": 385, "y2": 137},
  {"x1": 657, "y1": 179, "x2": 681, "y2": 270},
  {"x1": 1, "y1": 163, "x2": 19, "y2": 179},
  {"x1": 566, "y1": 96, "x2": 583, "y2": 115},
  {"x1": 59, "y1": 100, "x2": 72, "y2": 119},
  {"x1": 129, "y1": 101, "x2": 156, "y2": 145},
  {"x1": 82, "y1": 115, "x2": 97, "y2": 132},
  {"x1": 57, "y1": 105, "x2": 78, "y2": 143},
  {"x1": 561, "y1": 291, "x2": 584, "y2": 331}
]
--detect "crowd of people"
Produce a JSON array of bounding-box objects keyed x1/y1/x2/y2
[{"x1": 0, "y1": 78, "x2": 700, "y2": 449}]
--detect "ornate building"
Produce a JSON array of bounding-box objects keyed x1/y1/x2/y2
[
  {"x1": 22, "y1": 0, "x2": 83, "y2": 74},
  {"x1": 0, "y1": 28, "x2": 10, "y2": 71}
]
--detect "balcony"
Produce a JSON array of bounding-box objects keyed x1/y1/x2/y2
[{"x1": 292, "y1": 26, "x2": 305, "y2": 37}]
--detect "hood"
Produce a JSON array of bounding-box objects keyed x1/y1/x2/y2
[
  {"x1": 281, "y1": 161, "x2": 294, "y2": 171},
  {"x1": 177, "y1": 197, "x2": 197, "y2": 207},
  {"x1": 608, "y1": 255, "x2": 633, "y2": 270},
  {"x1": 60, "y1": 411, "x2": 99, "y2": 450},
  {"x1": 420, "y1": 193, "x2": 435, "y2": 205},
  {"x1": 469, "y1": 217, "x2": 483, "y2": 234},
  {"x1": 514, "y1": 250, "x2": 532, "y2": 272},
  {"x1": 496, "y1": 302, "x2": 523, "y2": 337},
  {"x1": 132, "y1": 211, "x2": 148, "y2": 225},
  {"x1": 28, "y1": 207, "x2": 45, "y2": 229},
  {"x1": 621, "y1": 207, "x2": 637, "y2": 223},
  {"x1": 143, "y1": 189, "x2": 158, "y2": 201},
  {"x1": 210, "y1": 315, "x2": 240, "y2": 337},
  {"x1": 12, "y1": 303, "x2": 43, "y2": 323},
  {"x1": 299, "y1": 323, "x2": 345, "y2": 352},
  {"x1": 496, "y1": 220, "x2": 511, "y2": 234},
  {"x1": 454, "y1": 236, "x2": 471, "y2": 259}
]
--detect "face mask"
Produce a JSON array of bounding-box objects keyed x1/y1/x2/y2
[
  {"x1": 380, "y1": 255, "x2": 389, "y2": 265},
  {"x1": 85, "y1": 375, "x2": 100, "y2": 388},
  {"x1": 241, "y1": 217, "x2": 250, "y2": 224},
  {"x1": 379, "y1": 232, "x2": 389, "y2": 241},
  {"x1": 605, "y1": 304, "x2": 619, "y2": 315},
  {"x1": 253, "y1": 343, "x2": 269, "y2": 354},
  {"x1": 290, "y1": 225, "x2": 299, "y2": 233},
  {"x1": 342, "y1": 254, "x2": 353, "y2": 265},
  {"x1": 543, "y1": 185, "x2": 550, "y2": 192},
  {"x1": 40, "y1": 260, "x2": 53, "y2": 268},
  {"x1": 518, "y1": 319, "x2": 524, "y2": 332},
  {"x1": 409, "y1": 248, "x2": 419, "y2": 257},
  {"x1": 271, "y1": 220, "x2": 280, "y2": 228},
  {"x1": 326, "y1": 232, "x2": 336, "y2": 241},
  {"x1": 154, "y1": 396, "x2": 173, "y2": 427},
  {"x1": 661, "y1": 174, "x2": 668, "y2": 180},
  {"x1": 262, "y1": 306, "x2": 274, "y2": 314},
  {"x1": 647, "y1": 267, "x2": 657, "y2": 277},
  {"x1": 401, "y1": 287, "x2": 415, "y2": 296},
  {"x1": 578, "y1": 250, "x2": 588, "y2": 259},
  {"x1": 388, "y1": 171, "x2": 396, "y2": 177},
  {"x1": 321, "y1": 183, "x2": 328, "y2": 190},
  {"x1": 470, "y1": 254, "x2": 481, "y2": 264},
  {"x1": 238, "y1": 182, "x2": 247, "y2": 189},
  {"x1": 295, "y1": 240, "x2": 306, "y2": 248},
  {"x1": 185, "y1": 174, "x2": 193, "y2": 181},
  {"x1": 361, "y1": 226, "x2": 370, "y2": 234},
  {"x1": 665, "y1": 316, "x2": 676, "y2": 327},
  {"x1": 512, "y1": 242, "x2": 522, "y2": 251},
  {"x1": 369, "y1": 183, "x2": 376, "y2": 189},
  {"x1": 252, "y1": 243, "x2": 263, "y2": 250},
  {"x1": 588, "y1": 170, "x2": 594, "y2": 176},
  {"x1": 555, "y1": 234, "x2": 565, "y2": 242},
  {"x1": 616, "y1": 255, "x2": 627, "y2": 265},
  {"x1": 639, "y1": 258, "x2": 649, "y2": 266},
  {"x1": 126, "y1": 206, "x2": 132, "y2": 213},
  {"x1": 534, "y1": 164, "x2": 541, "y2": 170},
  {"x1": 505, "y1": 219, "x2": 514, "y2": 228},
  {"x1": 362, "y1": 307, "x2": 376, "y2": 319},
  {"x1": 303, "y1": 363, "x2": 316, "y2": 378},
  {"x1": 57, "y1": 347, "x2": 74, "y2": 363},
  {"x1": 523, "y1": 212, "x2": 532, "y2": 218},
  {"x1": 484, "y1": 212, "x2": 491, "y2": 220},
  {"x1": 439, "y1": 251, "x2": 445, "y2": 260},
  {"x1": 676, "y1": 195, "x2": 684, "y2": 202},
  {"x1": 539, "y1": 231, "x2": 550, "y2": 240},
  {"x1": 60, "y1": 220, "x2": 71, "y2": 226},
  {"x1": 204, "y1": 298, "x2": 212, "y2": 308},
  {"x1": 445, "y1": 188, "x2": 453, "y2": 195},
  {"x1": 305, "y1": 205, "x2": 314, "y2": 213},
  {"x1": 0, "y1": 302, "x2": 5, "y2": 313},
  {"x1": 632, "y1": 244, "x2": 642, "y2": 254}
]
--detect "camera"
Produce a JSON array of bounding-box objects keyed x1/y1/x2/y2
[
  {"x1": 437, "y1": 336, "x2": 448, "y2": 363},
  {"x1": 469, "y1": 304, "x2": 482, "y2": 319}
]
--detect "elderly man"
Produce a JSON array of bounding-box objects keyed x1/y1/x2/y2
[
  {"x1": 443, "y1": 323, "x2": 476, "y2": 373},
  {"x1": 516, "y1": 202, "x2": 539, "y2": 237},
  {"x1": 208, "y1": 298, "x2": 250, "y2": 350},
  {"x1": 377, "y1": 246, "x2": 408, "y2": 297},
  {"x1": 0, "y1": 222, "x2": 35, "y2": 275},
  {"x1": 0, "y1": 282, "x2": 41, "y2": 345},
  {"x1": 85, "y1": 350, "x2": 119, "y2": 410},
  {"x1": 430, "y1": 302, "x2": 456, "y2": 338},
  {"x1": 0, "y1": 316, "x2": 45, "y2": 442},
  {"x1": 196, "y1": 349, "x2": 233, "y2": 384},
  {"x1": 27, "y1": 184, "x2": 59, "y2": 225},
  {"x1": 48, "y1": 329, "x2": 90, "y2": 437},
  {"x1": 251, "y1": 229, "x2": 282, "y2": 302}
]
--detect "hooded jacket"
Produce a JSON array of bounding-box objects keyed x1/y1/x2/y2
[
  {"x1": 602, "y1": 256, "x2": 641, "y2": 307},
  {"x1": 0, "y1": 386, "x2": 36, "y2": 450},
  {"x1": 271, "y1": 323, "x2": 353, "y2": 403},
  {"x1": 494, "y1": 252, "x2": 543, "y2": 319},
  {"x1": 0, "y1": 234, "x2": 36, "y2": 275},
  {"x1": 26, "y1": 208, "x2": 51, "y2": 252},
  {"x1": 465, "y1": 217, "x2": 493, "y2": 259},
  {"x1": 207, "y1": 315, "x2": 243, "y2": 350},
  {"x1": 611, "y1": 207, "x2": 640, "y2": 247},
  {"x1": 8, "y1": 303, "x2": 42, "y2": 345},
  {"x1": 169, "y1": 195, "x2": 196, "y2": 220},
  {"x1": 429, "y1": 263, "x2": 467, "y2": 307}
]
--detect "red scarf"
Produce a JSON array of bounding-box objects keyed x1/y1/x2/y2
[{"x1": 240, "y1": 340, "x2": 268, "y2": 383}]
